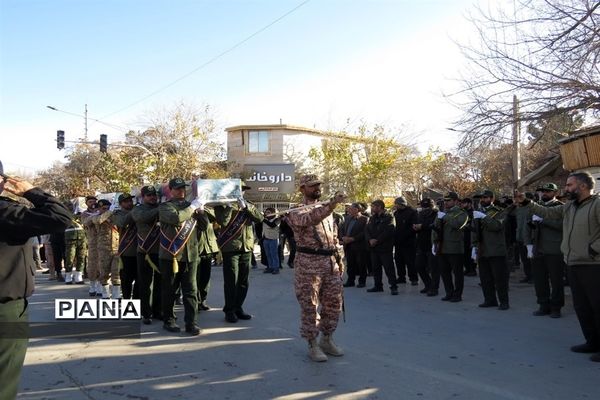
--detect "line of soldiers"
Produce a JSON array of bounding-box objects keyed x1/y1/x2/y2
[
  {"x1": 339, "y1": 185, "x2": 566, "y2": 317},
  {"x1": 64, "y1": 178, "x2": 263, "y2": 336}
]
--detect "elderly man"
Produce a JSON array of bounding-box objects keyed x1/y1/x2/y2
[{"x1": 284, "y1": 174, "x2": 346, "y2": 362}]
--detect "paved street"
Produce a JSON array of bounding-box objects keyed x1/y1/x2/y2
[{"x1": 18, "y1": 261, "x2": 600, "y2": 400}]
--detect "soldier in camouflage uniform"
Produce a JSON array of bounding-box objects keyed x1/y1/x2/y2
[
  {"x1": 81, "y1": 196, "x2": 101, "y2": 296},
  {"x1": 64, "y1": 210, "x2": 87, "y2": 285},
  {"x1": 284, "y1": 174, "x2": 346, "y2": 362},
  {"x1": 90, "y1": 199, "x2": 121, "y2": 299},
  {"x1": 111, "y1": 193, "x2": 138, "y2": 299}
]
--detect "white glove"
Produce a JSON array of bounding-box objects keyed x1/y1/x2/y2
[
  {"x1": 473, "y1": 211, "x2": 486, "y2": 219},
  {"x1": 431, "y1": 244, "x2": 437, "y2": 256},
  {"x1": 437, "y1": 211, "x2": 446, "y2": 219},
  {"x1": 190, "y1": 198, "x2": 204, "y2": 211},
  {"x1": 532, "y1": 214, "x2": 543, "y2": 223},
  {"x1": 109, "y1": 202, "x2": 118, "y2": 212},
  {"x1": 471, "y1": 247, "x2": 478, "y2": 261},
  {"x1": 237, "y1": 196, "x2": 247, "y2": 209},
  {"x1": 526, "y1": 244, "x2": 534, "y2": 259}
]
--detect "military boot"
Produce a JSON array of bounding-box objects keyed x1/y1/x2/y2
[
  {"x1": 319, "y1": 334, "x2": 344, "y2": 357},
  {"x1": 101, "y1": 284, "x2": 111, "y2": 299},
  {"x1": 111, "y1": 285, "x2": 122, "y2": 299},
  {"x1": 308, "y1": 339, "x2": 328, "y2": 362},
  {"x1": 88, "y1": 280, "x2": 97, "y2": 297}
]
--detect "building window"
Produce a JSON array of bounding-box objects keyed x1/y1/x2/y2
[{"x1": 248, "y1": 130, "x2": 270, "y2": 153}]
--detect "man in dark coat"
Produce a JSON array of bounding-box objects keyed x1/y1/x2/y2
[{"x1": 0, "y1": 163, "x2": 71, "y2": 400}]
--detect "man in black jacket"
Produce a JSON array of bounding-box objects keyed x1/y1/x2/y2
[
  {"x1": 365, "y1": 200, "x2": 398, "y2": 295},
  {"x1": 340, "y1": 203, "x2": 368, "y2": 288},
  {"x1": 414, "y1": 198, "x2": 438, "y2": 295},
  {"x1": 0, "y1": 162, "x2": 71, "y2": 400},
  {"x1": 392, "y1": 197, "x2": 418, "y2": 285}
]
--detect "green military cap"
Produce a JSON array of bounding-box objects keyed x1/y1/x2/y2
[
  {"x1": 540, "y1": 183, "x2": 559, "y2": 191},
  {"x1": 141, "y1": 185, "x2": 157, "y2": 196},
  {"x1": 478, "y1": 189, "x2": 495, "y2": 198},
  {"x1": 118, "y1": 193, "x2": 133, "y2": 203},
  {"x1": 168, "y1": 177, "x2": 189, "y2": 189}
]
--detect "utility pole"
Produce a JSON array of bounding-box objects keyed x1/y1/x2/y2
[
  {"x1": 84, "y1": 104, "x2": 88, "y2": 141},
  {"x1": 512, "y1": 95, "x2": 521, "y2": 188}
]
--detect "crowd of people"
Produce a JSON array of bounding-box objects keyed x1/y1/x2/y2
[{"x1": 4, "y1": 166, "x2": 600, "y2": 373}]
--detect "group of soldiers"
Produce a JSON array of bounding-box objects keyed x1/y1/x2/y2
[
  {"x1": 34, "y1": 171, "x2": 600, "y2": 364},
  {"x1": 338, "y1": 184, "x2": 567, "y2": 316},
  {"x1": 45, "y1": 178, "x2": 265, "y2": 335}
]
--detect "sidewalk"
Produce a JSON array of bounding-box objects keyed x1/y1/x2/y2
[{"x1": 18, "y1": 265, "x2": 600, "y2": 400}]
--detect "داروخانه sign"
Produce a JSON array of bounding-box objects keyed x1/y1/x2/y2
[{"x1": 244, "y1": 164, "x2": 295, "y2": 194}]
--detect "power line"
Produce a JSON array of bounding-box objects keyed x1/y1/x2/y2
[
  {"x1": 47, "y1": 106, "x2": 131, "y2": 132},
  {"x1": 100, "y1": 0, "x2": 312, "y2": 120}
]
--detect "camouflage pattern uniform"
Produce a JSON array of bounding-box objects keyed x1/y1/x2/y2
[
  {"x1": 285, "y1": 201, "x2": 343, "y2": 340},
  {"x1": 64, "y1": 217, "x2": 87, "y2": 283},
  {"x1": 81, "y1": 208, "x2": 101, "y2": 293},
  {"x1": 91, "y1": 210, "x2": 121, "y2": 287}
]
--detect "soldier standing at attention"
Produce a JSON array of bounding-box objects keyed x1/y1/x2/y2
[
  {"x1": 81, "y1": 196, "x2": 101, "y2": 297},
  {"x1": 112, "y1": 193, "x2": 138, "y2": 299},
  {"x1": 132, "y1": 186, "x2": 162, "y2": 324},
  {"x1": 284, "y1": 174, "x2": 346, "y2": 362},
  {"x1": 213, "y1": 182, "x2": 263, "y2": 323},
  {"x1": 91, "y1": 199, "x2": 122, "y2": 299},
  {"x1": 64, "y1": 209, "x2": 86, "y2": 285},
  {"x1": 158, "y1": 178, "x2": 202, "y2": 335},
  {"x1": 433, "y1": 192, "x2": 469, "y2": 303},
  {"x1": 472, "y1": 190, "x2": 510, "y2": 310},
  {"x1": 194, "y1": 202, "x2": 220, "y2": 311},
  {"x1": 527, "y1": 183, "x2": 565, "y2": 318},
  {"x1": 0, "y1": 162, "x2": 71, "y2": 400}
]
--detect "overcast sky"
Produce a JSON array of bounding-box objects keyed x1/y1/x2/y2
[{"x1": 0, "y1": 0, "x2": 477, "y2": 175}]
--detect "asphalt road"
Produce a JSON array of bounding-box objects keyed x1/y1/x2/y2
[{"x1": 17, "y1": 260, "x2": 600, "y2": 400}]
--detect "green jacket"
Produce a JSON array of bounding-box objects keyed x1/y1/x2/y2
[
  {"x1": 432, "y1": 206, "x2": 468, "y2": 255},
  {"x1": 158, "y1": 199, "x2": 199, "y2": 262},
  {"x1": 528, "y1": 199, "x2": 563, "y2": 256},
  {"x1": 213, "y1": 202, "x2": 263, "y2": 253},
  {"x1": 525, "y1": 195, "x2": 600, "y2": 266},
  {"x1": 472, "y1": 205, "x2": 507, "y2": 258},
  {"x1": 131, "y1": 203, "x2": 160, "y2": 254},
  {"x1": 64, "y1": 217, "x2": 86, "y2": 243},
  {"x1": 197, "y1": 209, "x2": 219, "y2": 256},
  {"x1": 515, "y1": 205, "x2": 532, "y2": 243},
  {"x1": 111, "y1": 209, "x2": 137, "y2": 257}
]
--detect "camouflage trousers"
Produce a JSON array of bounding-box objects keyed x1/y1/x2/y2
[
  {"x1": 65, "y1": 240, "x2": 86, "y2": 272},
  {"x1": 294, "y1": 266, "x2": 343, "y2": 340},
  {"x1": 86, "y1": 237, "x2": 100, "y2": 281},
  {"x1": 98, "y1": 250, "x2": 121, "y2": 286}
]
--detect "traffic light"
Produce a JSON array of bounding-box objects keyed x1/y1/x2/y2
[
  {"x1": 99, "y1": 134, "x2": 108, "y2": 153},
  {"x1": 57, "y1": 130, "x2": 65, "y2": 150}
]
